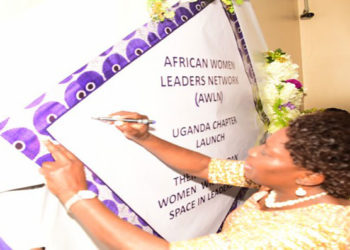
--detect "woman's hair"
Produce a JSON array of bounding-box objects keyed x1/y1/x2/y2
[
  {"x1": 285, "y1": 111, "x2": 350, "y2": 199},
  {"x1": 324, "y1": 107, "x2": 349, "y2": 114}
]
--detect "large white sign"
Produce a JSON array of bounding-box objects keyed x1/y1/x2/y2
[{"x1": 49, "y1": 1, "x2": 262, "y2": 241}]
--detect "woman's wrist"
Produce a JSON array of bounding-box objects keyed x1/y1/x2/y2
[{"x1": 133, "y1": 131, "x2": 152, "y2": 144}]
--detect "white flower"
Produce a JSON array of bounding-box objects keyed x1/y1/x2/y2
[
  {"x1": 260, "y1": 83, "x2": 279, "y2": 99},
  {"x1": 264, "y1": 60, "x2": 299, "y2": 82},
  {"x1": 280, "y1": 84, "x2": 298, "y2": 101}
]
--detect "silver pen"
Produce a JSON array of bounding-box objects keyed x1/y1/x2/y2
[{"x1": 92, "y1": 116, "x2": 156, "y2": 125}]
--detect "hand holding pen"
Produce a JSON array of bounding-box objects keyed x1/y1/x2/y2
[
  {"x1": 92, "y1": 111, "x2": 153, "y2": 141},
  {"x1": 92, "y1": 116, "x2": 155, "y2": 125}
]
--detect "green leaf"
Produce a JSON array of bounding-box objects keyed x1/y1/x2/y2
[
  {"x1": 276, "y1": 84, "x2": 284, "y2": 93},
  {"x1": 274, "y1": 48, "x2": 285, "y2": 55}
]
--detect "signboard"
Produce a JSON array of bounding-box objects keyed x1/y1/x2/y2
[
  {"x1": 0, "y1": 0, "x2": 264, "y2": 246},
  {"x1": 48, "y1": 0, "x2": 262, "y2": 241}
]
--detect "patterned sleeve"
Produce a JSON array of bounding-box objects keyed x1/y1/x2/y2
[
  {"x1": 170, "y1": 233, "x2": 231, "y2": 250},
  {"x1": 170, "y1": 215, "x2": 350, "y2": 249},
  {"x1": 208, "y1": 158, "x2": 259, "y2": 188}
]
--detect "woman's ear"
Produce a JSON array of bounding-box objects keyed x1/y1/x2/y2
[{"x1": 295, "y1": 172, "x2": 325, "y2": 186}]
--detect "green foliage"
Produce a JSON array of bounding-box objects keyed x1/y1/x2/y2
[
  {"x1": 265, "y1": 48, "x2": 286, "y2": 63},
  {"x1": 221, "y1": 0, "x2": 244, "y2": 14},
  {"x1": 301, "y1": 108, "x2": 324, "y2": 114},
  {"x1": 147, "y1": 0, "x2": 174, "y2": 22},
  {"x1": 276, "y1": 84, "x2": 284, "y2": 93}
]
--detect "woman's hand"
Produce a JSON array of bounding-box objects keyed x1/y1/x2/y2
[
  {"x1": 40, "y1": 141, "x2": 87, "y2": 204},
  {"x1": 40, "y1": 140, "x2": 169, "y2": 250},
  {"x1": 109, "y1": 111, "x2": 151, "y2": 142}
]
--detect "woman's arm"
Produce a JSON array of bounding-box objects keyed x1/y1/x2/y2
[
  {"x1": 69, "y1": 198, "x2": 168, "y2": 250},
  {"x1": 40, "y1": 141, "x2": 169, "y2": 250},
  {"x1": 112, "y1": 111, "x2": 211, "y2": 179}
]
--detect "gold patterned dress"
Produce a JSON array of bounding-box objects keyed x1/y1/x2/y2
[{"x1": 170, "y1": 159, "x2": 350, "y2": 249}]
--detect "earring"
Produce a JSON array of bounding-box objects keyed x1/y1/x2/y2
[{"x1": 295, "y1": 187, "x2": 307, "y2": 197}]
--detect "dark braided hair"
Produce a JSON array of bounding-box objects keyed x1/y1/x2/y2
[{"x1": 285, "y1": 111, "x2": 350, "y2": 199}]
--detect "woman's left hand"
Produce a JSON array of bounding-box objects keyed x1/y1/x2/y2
[{"x1": 40, "y1": 141, "x2": 87, "y2": 204}]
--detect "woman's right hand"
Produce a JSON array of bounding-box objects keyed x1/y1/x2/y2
[{"x1": 109, "y1": 111, "x2": 151, "y2": 142}]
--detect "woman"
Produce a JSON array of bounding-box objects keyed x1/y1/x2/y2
[{"x1": 40, "y1": 111, "x2": 350, "y2": 249}]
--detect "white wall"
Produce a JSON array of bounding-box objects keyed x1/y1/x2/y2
[
  {"x1": 250, "y1": 0, "x2": 302, "y2": 78},
  {"x1": 298, "y1": 0, "x2": 350, "y2": 111},
  {"x1": 0, "y1": 0, "x2": 149, "y2": 118}
]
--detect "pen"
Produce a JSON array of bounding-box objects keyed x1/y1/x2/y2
[{"x1": 92, "y1": 116, "x2": 156, "y2": 125}]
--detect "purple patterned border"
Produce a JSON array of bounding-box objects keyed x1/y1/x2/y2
[
  {"x1": 224, "y1": 9, "x2": 269, "y2": 126},
  {"x1": 0, "y1": 237, "x2": 11, "y2": 250}
]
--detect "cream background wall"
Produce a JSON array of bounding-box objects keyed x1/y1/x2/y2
[
  {"x1": 250, "y1": 0, "x2": 350, "y2": 111},
  {"x1": 298, "y1": 0, "x2": 350, "y2": 111},
  {"x1": 250, "y1": 0, "x2": 302, "y2": 78}
]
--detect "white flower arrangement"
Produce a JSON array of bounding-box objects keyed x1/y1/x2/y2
[{"x1": 259, "y1": 49, "x2": 305, "y2": 133}]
